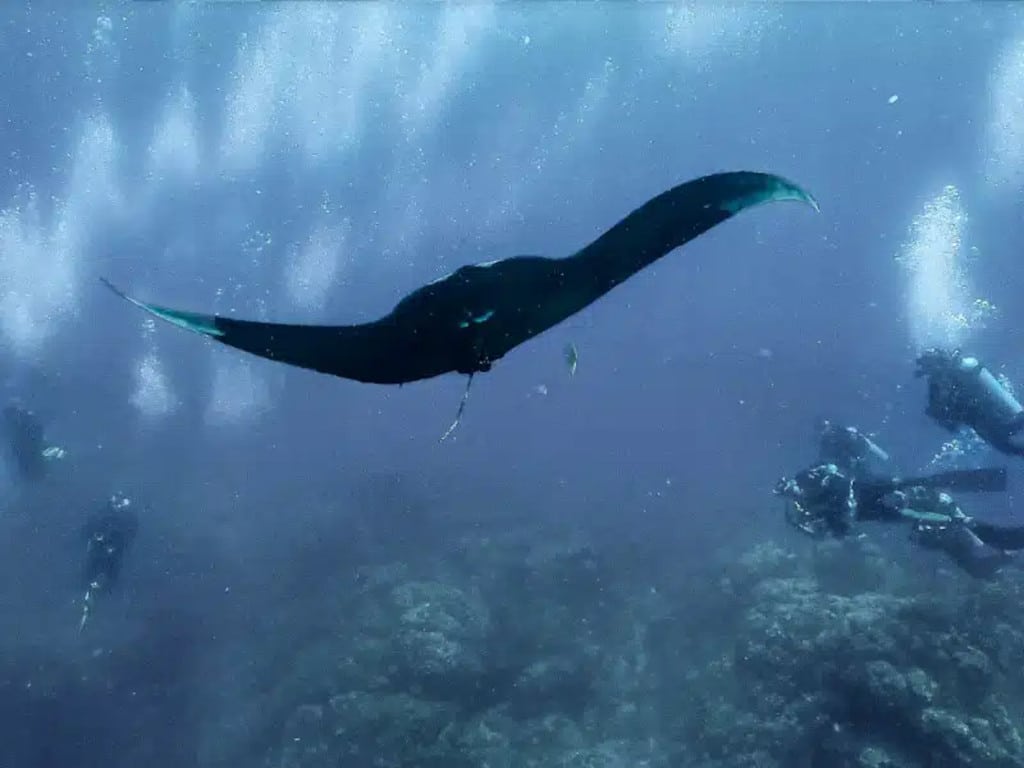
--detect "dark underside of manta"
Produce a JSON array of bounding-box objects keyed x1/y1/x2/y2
[{"x1": 103, "y1": 170, "x2": 818, "y2": 389}]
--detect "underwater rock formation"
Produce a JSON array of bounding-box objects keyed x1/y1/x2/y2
[
  {"x1": 681, "y1": 539, "x2": 1024, "y2": 768},
  {"x1": 201, "y1": 525, "x2": 1024, "y2": 768}
]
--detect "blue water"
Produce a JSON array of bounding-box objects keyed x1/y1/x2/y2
[{"x1": 1, "y1": 4, "x2": 1023, "y2": 766}]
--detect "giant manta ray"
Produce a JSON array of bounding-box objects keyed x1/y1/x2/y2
[{"x1": 103, "y1": 170, "x2": 818, "y2": 436}]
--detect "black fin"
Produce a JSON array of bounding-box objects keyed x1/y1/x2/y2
[
  {"x1": 562, "y1": 171, "x2": 817, "y2": 306},
  {"x1": 101, "y1": 171, "x2": 817, "y2": 386},
  {"x1": 874, "y1": 467, "x2": 1009, "y2": 494},
  {"x1": 101, "y1": 278, "x2": 426, "y2": 384}
]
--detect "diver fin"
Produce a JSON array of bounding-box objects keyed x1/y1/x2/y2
[
  {"x1": 892, "y1": 467, "x2": 1008, "y2": 494},
  {"x1": 440, "y1": 375, "x2": 474, "y2": 442}
]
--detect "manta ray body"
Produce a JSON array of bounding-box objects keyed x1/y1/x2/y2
[{"x1": 103, "y1": 171, "x2": 817, "y2": 394}]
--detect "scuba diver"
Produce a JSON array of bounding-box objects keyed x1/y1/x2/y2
[
  {"x1": 774, "y1": 462, "x2": 1024, "y2": 579},
  {"x1": 816, "y1": 419, "x2": 894, "y2": 480},
  {"x1": 78, "y1": 492, "x2": 139, "y2": 631},
  {"x1": 915, "y1": 347, "x2": 1024, "y2": 458},
  {"x1": 1, "y1": 400, "x2": 65, "y2": 484}
]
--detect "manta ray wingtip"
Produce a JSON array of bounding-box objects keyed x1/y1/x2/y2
[
  {"x1": 776, "y1": 174, "x2": 820, "y2": 213},
  {"x1": 796, "y1": 185, "x2": 821, "y2": 213},
  {"x1": 802, "y1": 191, "x2": 821, "y2": 213},
  {"x1": 718, "y1": 171, "x2": 820, "y2": 216},
  {"x1": 99, "y1": 278, "x2": 225, "y2": 339}
]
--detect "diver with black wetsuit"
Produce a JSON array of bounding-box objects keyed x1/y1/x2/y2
[
  {"x1": 1, "y1": 400, "x2": 66, "y2": 486},
  {"x1": 3, "y1": 402, "x2": 47, "y2": 482},
  {"x1": 915, "y1": 348, "x2": 1024, "y2": 458},
  {"x1": 774, "y1": 462, "x2": 1023, "y2": 579},
  {"x1": 79, "y1": 493, "x2": 139, "y2": 631}
]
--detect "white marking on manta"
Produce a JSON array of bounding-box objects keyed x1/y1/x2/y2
[{"x1": 426, "y1": 259, "x2": 501, "y2": 287}]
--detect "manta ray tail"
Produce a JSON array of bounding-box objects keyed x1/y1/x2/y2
[
  {"x1": 99, "y1": 278, "x2": 404, "y2": 384},
  {"x1": 439, "y1": 375, "x2": 474, "y2": 442}
]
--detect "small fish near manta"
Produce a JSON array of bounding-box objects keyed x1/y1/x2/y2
[{"x1": 102, "y1": 170, "x2": 818, "y2": 439}]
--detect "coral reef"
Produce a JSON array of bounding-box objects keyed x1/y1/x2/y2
[{"x1": 199, "y1": 531, "x2": 1024, "y2": 768}]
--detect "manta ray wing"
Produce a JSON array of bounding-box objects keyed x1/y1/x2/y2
[
  {"x1": 459, "y1": 171, "x2": 820, "y2": 362},
  {"x1": 564, "y1": 170, "x2": 818, "y2": 304},
  {"x1": 100, "y1": 279, "x2": 426, "y2": 384}
]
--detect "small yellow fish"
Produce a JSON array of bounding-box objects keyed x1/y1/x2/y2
[{"x1": 564, "y1": 342, "x2": 578, "y2": 377}]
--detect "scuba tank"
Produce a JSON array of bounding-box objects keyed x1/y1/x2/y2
[
  {"x1": 957, "y1": 356, "x2": 1024, "y2": 432},
  {"x1": 816, "y1": 420, "x2": 893, "y2": 479},
  {"x1": 861, "y1": 434, "x2": 891, "y2": 465},
  {"x1": 915, "y1": 349, "x2": 1021, "y2": 438}
]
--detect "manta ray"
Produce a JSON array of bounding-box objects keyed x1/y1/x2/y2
[{"x1": 103, "y1": 170, "x2": 818, "y2": 437}]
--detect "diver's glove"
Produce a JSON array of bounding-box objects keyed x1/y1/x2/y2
[
  {"x1": 109, "y1": 492, "x2": 132, "y2": 511},
  {"x1": 773, "y1": 476, "x2": 798, "y2": 498},
  {"x1": 41, "y1": 445, "x2": 66, "y2": 461}
]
